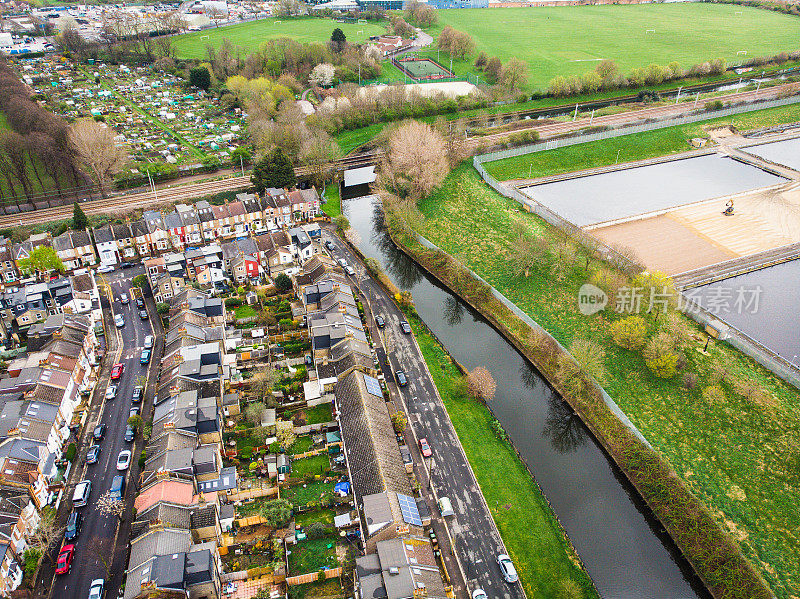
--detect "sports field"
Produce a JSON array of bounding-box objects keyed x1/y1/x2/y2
[
  {"x1": 396, "y1": 57, "x2": 453, "y2": 79},
  {"x1": 173, "y1": 17, "x2": 386, "y2": 58},
  {"x1": 431, "y1": 4, "x2": 800, "y2": 89}
]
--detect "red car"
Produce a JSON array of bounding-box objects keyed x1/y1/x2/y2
[
  {"x1": 55, "y1": 544, "x2": 74, "y2": 575},
  {"x1": 419, "y1": 438, "x2": 432, "y2": 458},
  {"x1": 110, "y1": 363, "x2": 124, "y2": 380}
]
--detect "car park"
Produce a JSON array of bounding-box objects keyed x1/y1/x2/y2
[
  {"x1": 105, "y1": 385, "x2": 117, "y2": 400},
  {"x1": 136, "y1": 298, "x2": 145, "y2": 309},
  {"x1": 88, "y1": 579, "x2": 105, "y2": 599},
  {"x1": 114, "y1": 313, "x2": 124, "y2": 328},
  {"x1": 120, "y1": 293, "x2": 129, "y2": 304},
  {"x1": 419, "y1": 437, "x2": 432, "y2": 458},
  {"x1": 375, "y1": 315, "x2": 385, "y2": 328},
  {"x1": 110, "y1": 363, "x2": 124, "y2": 379},
  {"x1": 497, "y1": 554, "x2": 518, "y2": 583},
  {"x1": 124, "y1": 425, "x2": 135, "y2": 442},
  {"x1": 400, "y1": 321, "x2": 412, "y2": 334},
  {"x1": 86, "y1": 445, "x2": 100, "y2": 464},
  {"x1": 140, "y1": 349, "x2": 151, "y2": 364},
  {"x1": 55, "y1": 544, "x2": 75, "y2": 575},
  {"x1": 117, "y1": 450, "x2": 131, "y2": 470},
  {"x1": 72, "y1": 480, "x2": 91, "y2": 507},
  {"x1": 395, "y1": 370, "x2": 408, "y2": 387},
  {"x1": 64, "y1": 511, "x2": 82, "y2": 542},
  {"x1": 131, "y1": 386, "x2": 143, "y2": 403},
  {"x1": 139, "y1": 309, "x2": 148, "y2": 320},
  {"x1": 93, "y1": 424, "x2": 107, "y2": 441},
  {"x1": 144, "y1": 335, "x2": 154, "y2": 349}
]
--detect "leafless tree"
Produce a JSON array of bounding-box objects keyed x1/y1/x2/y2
[
  {"x1": 68, "y1": 119, "x2": 129, "y2": 197},
  {"x1": 467, "y1": 366, "x2": 496, "y2": 402},
  {"x1": 250, "y1": 365, "x2": 279, "y2": 401},
  {"x1": 300, "y1": 131, "x2": 341, "y2": 189},
  {"x1": 500, "y1": 58, "x2": 527, "y2": 92},
  {"x1": 87, "y1": 538, "x2": 114, "y2": 578},
  {"x1": 380, "y1": 120, "x2": 449, "y2": 204},
  {"x1": 95, "y1": 490, "x2": 125, "y2": 519},
  {"x1": 0, "y1": 131, "x2": 31, "y2": 202},
  {"x1": 29, "y1": 508, "x2": 64, "y2": 565}
]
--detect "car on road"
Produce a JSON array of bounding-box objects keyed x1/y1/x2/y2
[
  {"x1": 105, "y1": 385, "x2": 117, "y2": 400},
  {"x1": 139, "y1": 309, "x2": 148, "y2": 320},
  {"x1": 120, "y1": 293, "x2": 129, "y2": 304},
  {"x1": 337, "y1": 258, "x2": 348, "y2": 267},
  {"x1": 93, "y1": 423, "x2": 107, "y2": 441},
  {"x1": 129, "y1": 406, "x2": 140, "y2": 418},
  {"x1": 472, "y1": 589, "x2": 488, "y2": 599},
  {"x1": 114, "y1": 313, "x2": 124, "y2": 328},
  {"x1": 97, "y1": 264, "x2": 114, "y2": 274},
  {"x1": 324, "y1": 240, "x2": 334, "y2": 250},
  {"x1": 375, "y1": 315, "x2": 385, "y2": 328},
  {"x1": 64, "y1": 511, "x2": 82, "y2": 542},
  {"x1": 117, "y1": 450, "x2": 132, "y2": 470},
  {"x1": 400, "y1": 321, "x2": 412, "y2": 334},
  {"x1": 140, "y1": 349, "x2": 151, "y2": 364},
  {"x1": 132, "y1": 386, "x2": 143, "y2": 403},
  {"x1": 345, "y1": 265, "x2": 356, "y2": 276},
  {"x1": 144, "y1": 335, "x2": 154, "y2": 349},
  {"x1": 121, "y1": 261, "x2": 136, "y2": 269},
  {"x1": 124, "y1": 425, "x2": 135, "y2": 442},
  {"x1": 110, "y1": 363, "x2": 124, "y2": 379},
  {"x1": 72, "y1": 480, "x2": 91, "y2": 507},
  {"x1": 86, "y1": 444, "x2": 100, "y2": 464},
  {"x1": 395, "y1": 369, "x2": 408, "y2": 387},
  {"x1": 55, "y1": 544, "x2": 75, "y2": 575},
  {"x1": 88, "y1": 579, "x2": 105, "y2": 599},
  {"x1": 497, "y1": 554, "x2": 518, "y2": 583},
  {"x1": 136, "y1": 298, "x2": 145, "y2": 309},
  {"x1": 419, "y1": 437, "x2": 432, "y2": 458}
]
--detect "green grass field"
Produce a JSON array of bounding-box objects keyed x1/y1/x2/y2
[
  {"x1": 174, "y1": 17, "x2": 387, "y2": 58},
  {"x1": 428, "y1": 4, "x2": 800, "y2": 89}
]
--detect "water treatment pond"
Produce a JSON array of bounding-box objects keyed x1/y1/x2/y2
[
  {"x1": 344, "y1": 195, "x2": 709, "y2": 599},
  {"x1": 520, "y1": 154, "x2": 784, "y2": 227},
  {"x1": 694, "y1": 258, "x2": 800, "y2": 359},
  {"x1": 744, "y1": 136, "x2": 800, "y2": 172}
]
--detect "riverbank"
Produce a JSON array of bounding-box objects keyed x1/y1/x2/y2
[{"x1": 381, "y1": 170, "x2": 782, "y2": 596}]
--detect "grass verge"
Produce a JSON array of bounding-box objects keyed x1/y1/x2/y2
[{"x1": 322, "y1": 183, "x2": 341, "y2": 219}]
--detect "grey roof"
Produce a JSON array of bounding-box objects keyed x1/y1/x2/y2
[
  {"x1": 197, "y1": 466, "x2": 237, "y2": 494},
  {"x1": 132, "y1": 503, "x2": 193, "y2": 539},
  {"x1": 185, "y1": 548, "x2": 213, "y2": 586},
  {"x1": 164, "y1": 212, "x2": 182, "y2": 230},
  {"x1": 92, "y1": 225, "x2": 113, "y2": 243},
  {"x1": 130, "y1": 219, "x2": 149, "y2": 237},
  {"x1": 127, "y1": 527, "x2": 193, "y2": 571},
  {"x1": 112, "y1": 223, "x2": 132, "y2": 240},
  {"x1": 189, "y1": 504, "x2": 216, "y2": 530}
]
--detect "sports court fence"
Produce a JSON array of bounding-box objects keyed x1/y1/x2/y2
[{"x1": 472, "y1": 91, "x2": 800, "y2": 389}]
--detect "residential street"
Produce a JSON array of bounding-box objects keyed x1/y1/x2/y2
[
  {"x1": 41, "y1": 265, "x2": 160, "y2": 599},
  {"x1": 323, "y1": 228, "x2": 526, "y2": 599}
]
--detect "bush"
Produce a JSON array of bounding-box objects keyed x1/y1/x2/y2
[
  {"x1": 65, "y1": 443, "x2": 77, "y2": 462},
  {"x1": 225, "y1": 297, "x2": 243, "y2": 308},
  {"x1": 610, "y1": 316, "x2": 649, "y2": 350},
  {"x1": 704, "y1": 100, "x2": 724, "y2": 111},
  {"x1": 156, "y1": 302, "x2": 170, "y2": 315},
  {"x1": 274, "y1": 273, "x2": 292, "y2": 293},
  {"x1": 643, "y1": 333, "x2": 680, "y2": 379},
  {"x1": 307, "y1": 522, "x2": 326, "y2": 539}
]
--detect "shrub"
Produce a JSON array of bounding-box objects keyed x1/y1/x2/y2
[
  {"x1": 390, "y1": 411, "x2": 407, "y2": 433},
  {"x1": 701, "y1": 385, "x2": 726, "y2": 405},
  {"x1": 307, "y1": 522, "x2": 326, "y2": 539},
  {"x1": 225, "y1": 297, "x2": 243, "y2": 308},
  {"x1": 643, "y1": 333, "x2": 680, "y2": 379},
  {"x1": 489, "y1": 418, "x2": 508, "y2": 442},
  {"x1": 610, "y1": 316, "x2": 649, "y2": 350},
  {"x1": 156, "y1": 302, "x2": 170, "y2": 315},
  {"x1": 704, "y1": 100, "x2": 724, "y2": 111},
  {"x1": 65, "y1": 443, "x2": 77, "y2": 462}
]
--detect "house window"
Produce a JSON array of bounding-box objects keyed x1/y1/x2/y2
[{"x1": 19, "y1": 316, "x2": 28, "y2": 323}]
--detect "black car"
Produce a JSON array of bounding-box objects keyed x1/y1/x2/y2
[
  {"x1": 400, "y1": 321, "x2": 412, "y2": 334},
  {"x1": 375, "y1": 315, "x2": 385, "y2": 328},
  {"x1": 131, "y1": 386, "x2": 143, "y2": 403},
  {"x1": 121, "y1": 261, "x2": 136, "y2": 269},
  {"x1": 124, "y1": 425, "x2": 135, "y2": 442},
  {"x1": 139, "y1": 310, "x2": 148, "y2": 320},
  {"x1": 324, "y1": 240, "x2": 334, "y2": 250},
  {"x1": 135, "y1": 298, "x2": 145, "y2": 309},
  {"x1": 64, "y1": 511, "x2": 82, "y2": 541},
  {"x1": 86, "y1": 444, "x2": 100, "y2": 464},
  {"x1": 93, "y1": 424, "x2": 107, "y2": 442}
]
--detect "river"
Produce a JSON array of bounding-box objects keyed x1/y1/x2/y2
[{"x1": 344, "y1": 194, "x2": 709, "y2": 599}]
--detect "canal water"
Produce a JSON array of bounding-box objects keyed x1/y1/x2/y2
[
  {"x1": 344, "y1": 195, "x2": 709, "y2": 599},
  {"x1": 744, "y1": 137, "x2": 800, "y2": 172},
  {"x1": 520, "y1": 154, "x2": 784, "y2": 227}
]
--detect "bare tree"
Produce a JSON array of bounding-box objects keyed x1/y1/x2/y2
[
  {"x1": 68, "y1": 119, "x2": 128, "y2": 197},
  {"x1": 87, "y1": 538, "x2": 114, "y2": 578},
  {"x1": 250, "y1": 365, "x2": 279, "y2": 401},
  {"x1": 0, "y1": 131, "x2": 32, "y2": 201},
  {"x1": 29, "y1": 507, "x2": 65, "y2": 564},
  {"x1": 467, "y1": 366, "x2": 496, "y2": 402},
  {"x1": 206, "y1": 5, "x2": 227, "y2": 28},
  {"x1": 380, "y1": 120, "x2": 449, "y2": 204},
  {"x1": 95, "y1": 490, "x2": 125, "y2": 519},
  {"x1": 500, "y1": 58, "x2": 528, "y2": 92},
  {"x1": 300, "y1": 131, "x2": 341, "y2": 189}
]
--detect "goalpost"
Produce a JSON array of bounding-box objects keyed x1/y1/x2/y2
[
  {"x1": 274, "y1": 20, "x2": 282, "y2": 24},
  {"x1": 357, "y1": 18, "x2": 367, "y2": 23},
  {"x1": 737, "y1": 50, "x2": 748, "y2": 55},
  {"x1": 645, "y1": 29, "x2": 655, "y2": 34},
  {"x1": 357, "y1": 30, "x2": 363, "y2": 35},
  {"x1": 200, "y1": 34, "x2": 210, "y2": 40}
]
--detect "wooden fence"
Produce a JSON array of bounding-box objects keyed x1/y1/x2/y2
[
  {"x1": 228, "y1": 485, "x2": 278, "y2": 502},
  {"x1": 285, "y1": 568, "x2": 342, "y2": 586}
]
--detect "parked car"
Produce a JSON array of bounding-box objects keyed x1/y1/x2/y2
[
  {"x1": 64, "y1": 511, "x2": 82, "y2": 542},
  {"x1": 104, "y1": 385, "x2": 117, "y2": 400},
  {"x1": 131, "y1": 386, "x2": 143, "y2": 403},
  {"x1": 114, "y1": 313, "x2": 124, "y2": 328},
  {"x1": 337, "y1": 258, "x2": 348, "y2": 267},
  {"x1": 119, "y1": 293, "x2": 129, "y2": 304},
  {"x1": 144, "y1": 335, "x2": 154, "y2": 349},
  {"x1": 110, "y1": 363, "x2": 124, "y2": 379},
  {"x1": 88, "y1": 579, "x2": 105, "y2": 599},
  {"x1": 72, "y1": 480, "x2": 91, "y2": 507},
  {"x1": 140, "y1": 349, "x2": 151, "y2": 364},
  {"x1": 93, "y1": 424, "x2": 106, "y2": 441},
  {"x1": 375, "y1": 315, "x2": 385, "y2": 328},
  {"x1": 395, "y1": 369, "x2": 408, "y2": 387},
  {"x1": 345, "y1": 265, "x2": 355, "y2": 276},
  {"x1": 139, "y1": 309, "x2": 148, "y2": 320},
  {"x1": 472, "y1": 589, "x2": 488, "y2": 599},
  {"x1": 97, "y1": 264, "x2": 114, "y2": 274},
  {"x1": 419, "y1": 437, "x2": 432, "y2": 458},
  {"x1": 86, "y1": 445, "x2": 100, "y2": 465},
  {"x1": 400, "y1": 321, "x2": 412, "y2": 334},
  {"x1": 116, "y1": 450, "x2": 131, "y2": 471},
  {"x1": 135, "y1": 298, "x2": 145, "y2": 309},
  {"x1": 121, "y1": 261, "x2": 136, "y2": 269},
  {"x1": 55, "y1": 544, "x2": 75, "y2": 575},
  {"x1": 129, "y1": 406, "x2": 140, "y2": 418},
  {"x1": 497, "y1": 554, "x2": 518, "y2": 583},
  {"x1": 124, "y1": 425, "x2": 135, "y2": 442}
]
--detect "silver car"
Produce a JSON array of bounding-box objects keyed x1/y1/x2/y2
[{"x1": 497, "y1": 554, "x2": 518, "y2": 583}]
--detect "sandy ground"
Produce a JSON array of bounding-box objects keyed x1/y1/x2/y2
[
  {"x1": 357, "y1": 80, "x2": 479, "y2": 99},
  {"x1": 590, "y1": 182, "x2": 800, "y2": 274}
]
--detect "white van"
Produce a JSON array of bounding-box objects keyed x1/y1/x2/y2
[
  {"x1": 73, "y1": 480, "x2": 92, "y2": 508},
  {"x1": 437, "y1": 496, "x2": 454, "y2": 517}
]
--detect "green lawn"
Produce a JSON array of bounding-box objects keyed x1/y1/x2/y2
[
  {"x1": 288, "y1": 538, "x2": 338, "y2": 575},
  {"x1": 303, "y1": 402, "x2": 333, "y2": 425},
  {"x1": 484, "y1": 102, "x2": 800, "y2": 180},
  {"x1": 289, "y1": 435, "x2": 314, "y2": 455},
  {"x1": 174, "y1": 17, "x2": 386, "y2": 58},
  {"x1": 294, "y1": 508, "x2": 335, "y2": 528},
  {"x1": 292, "y1": 454, "x2": 330, "y2": 477},
  {"x1": 408, "y1": 313, "x2": 597, "y2": 599},
  {"x1": 428, "y1": 4, "x2": 800, "y2": 90},
  {"x1": 322, "y1": 182, "x2": 341, "y2": 218},
  {"x1": 236, "y1": 495, "x2": 272, "y2": 518},
  {"x1": 282, "y1": 480, "x2": 336, "y2": 506},
  {"x1": 411, "y1": 162, "x2": 800, "y2": 597},
  {"x1": 235, "y1": 304, "x2": 258, "y2": 319}
]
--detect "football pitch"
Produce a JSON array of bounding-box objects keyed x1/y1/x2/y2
[
  {"x1": 173, "y1": 17, "x2": 386, "y2": 58},
  {"x1": 396, "y1": 57, "x2": 453, "y2": 79},
  {"x1": 432, "y1": 4, "x2": 800, "y2": 89}
]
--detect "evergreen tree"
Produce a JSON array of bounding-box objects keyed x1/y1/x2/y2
[
  {"x1": 72, "y1": 201, "x2": 88, "y2": 230},
  {"x1": 189, "y1": 66, "x2": 211, "y2": 91},
  {"x1": 251, "y1": 148, "x2": 296, "y2": 194}
]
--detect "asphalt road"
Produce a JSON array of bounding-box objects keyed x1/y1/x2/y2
[
  {"x1": 323, "y1": 230, "x2": 526, "y2": 599},
  {"x1": 48, "y1": 265, "x2": 159, "y2": 599}
]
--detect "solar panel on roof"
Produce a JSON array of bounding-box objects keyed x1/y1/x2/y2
[
  {"x1": 397, "y1": 493, "x2": 423, "y2": 526},
  {"x1": 363, "y1": 374, "x2": 382, "y2": 398}
]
